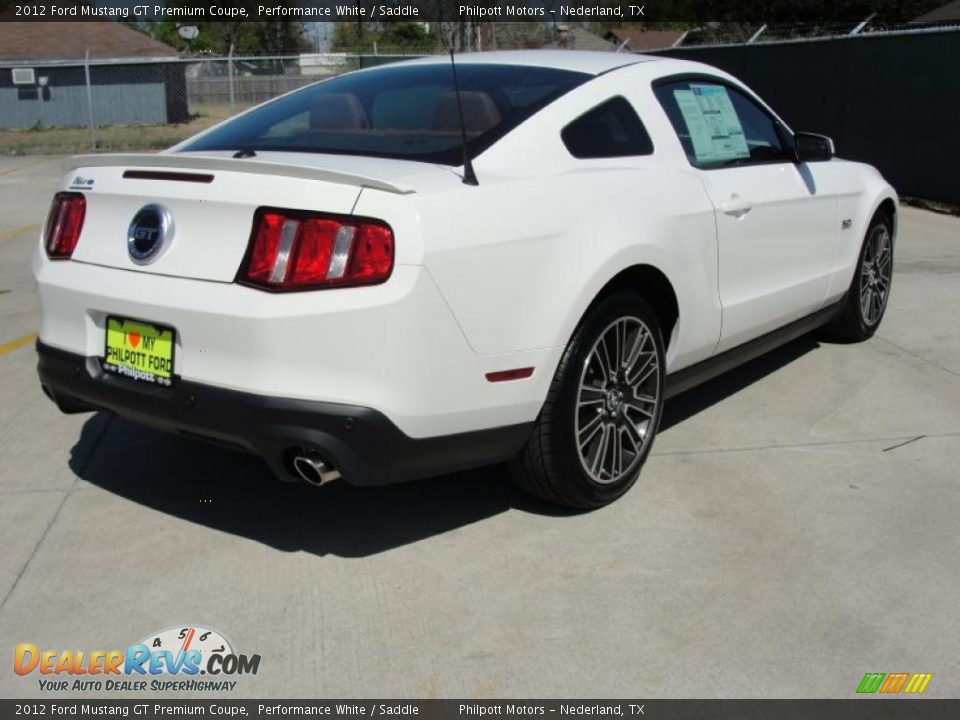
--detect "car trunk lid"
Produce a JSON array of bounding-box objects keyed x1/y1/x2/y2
[{"x1": 64, "y1": 152, "x2": 419, "y2": 283}]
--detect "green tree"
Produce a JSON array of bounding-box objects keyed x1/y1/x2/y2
[
  {"x1": 151, "y1": 21, "x2": 306, "y2": 55},
  {"x1": 330, "y1": 22, "x2": 369, "y2": 52},
  {"x1": 250, "y1": 21, "x2": 308, "y2": 55},
  {"x1": 379, "y1": 22, "x2": 430, "y2": 51},
  {"x1": 151, "y1": 22, "x2": 254, "y2": 55},
  {"x1": 332, "y1": 22, "x2": 436, "y2": 54}
]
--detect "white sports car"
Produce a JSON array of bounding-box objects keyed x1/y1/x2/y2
[{"x1": 35, "y1": 51, "x2": 896, "y2": 508}]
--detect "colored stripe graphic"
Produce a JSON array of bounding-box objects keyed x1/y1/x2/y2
[
  {"x1": 879, "y1": 673, "x2": 909, "y2": 693},
  {"x1": 857, "y1": 673, "x2": 886, "y2": 694},
  {"x1": 857, "y1": 672, "x2": 932, "y2": 694},
  {"x1": 904, "y1": 673, "x2": 933, "y2": 694}
]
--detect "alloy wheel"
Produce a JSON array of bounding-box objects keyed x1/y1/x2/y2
[
  {"x1": 860, "y1": 223, "x2": 892, "y2": 326},
  {"x1": 575, "y1": 316, "x2": 661, "y2": 485}
]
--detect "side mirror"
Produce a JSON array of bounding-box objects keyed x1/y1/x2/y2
[{"x1": 794, "y1": 132, "x2": 835, "y2": 162}]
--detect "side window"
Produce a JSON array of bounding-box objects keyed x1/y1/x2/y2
[
  {"x1": 653, "y1": 79, "x2": 789, "y2": 168},
  {"x1": 561, "y1": 96, "x2": 654, "y2": 159}
]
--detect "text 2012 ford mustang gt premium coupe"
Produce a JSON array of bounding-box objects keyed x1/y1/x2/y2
[{"x1": 35, "y1": 51, "x2": 896, "y2": 508}]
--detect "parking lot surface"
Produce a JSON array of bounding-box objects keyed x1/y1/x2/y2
[{"x1": 1, "y1": 156, "x2": 958, "y2": 698}]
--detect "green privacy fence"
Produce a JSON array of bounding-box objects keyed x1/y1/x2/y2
[{"x1": 653, "y1": 26, "x2": 960, "y2": 205}]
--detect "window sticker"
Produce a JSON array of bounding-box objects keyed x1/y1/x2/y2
[{"x1": 673, "y1": 84, "x2": 750, "y2": 164}]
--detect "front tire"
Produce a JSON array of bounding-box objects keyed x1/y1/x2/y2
[
  {"x1": 510, "y1": 292, "x2": 666, "y2": 509},
  {"x1": 827, "y1": 211, "x2": 894, "y2": 342}
]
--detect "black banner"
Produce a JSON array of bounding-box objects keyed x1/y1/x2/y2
[
  {"x1": 2, "y1": 700, "x2": 960, "y2": 720},
  {"x1": 0, "y1": 0, "x2": 952, "y2": 23}
]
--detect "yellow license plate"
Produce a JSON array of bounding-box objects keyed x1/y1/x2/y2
[{"x1": 103, "y1": 317, "x2": 176, "y2": 386}]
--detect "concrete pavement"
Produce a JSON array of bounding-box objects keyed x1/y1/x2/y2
[{"x1": 1, "y1": 156, "x2": 958, "y2": 699}]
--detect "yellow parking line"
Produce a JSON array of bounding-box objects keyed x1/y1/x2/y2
[
  {"x1": 0, "y1": 332, "x2": 38, "y2": 357},
  {"x1": 0, "y1": 224, "x2": 39, "y2": 242},
  {"x1": 0, "y1": 158, "x2": 52, "y2": 177}
]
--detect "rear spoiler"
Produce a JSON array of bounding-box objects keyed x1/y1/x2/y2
[{"x1": 66, "y1": 153, "x2": 413, "y2": 195}]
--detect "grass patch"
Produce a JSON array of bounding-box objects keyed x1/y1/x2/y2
[{"x1": 0, "y1": 104, "x2": 250, "y2": 156}]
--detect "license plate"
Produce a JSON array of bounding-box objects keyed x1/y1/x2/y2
[{"x1": 103, "y1": 317, "x2": 176, "y2": 387}]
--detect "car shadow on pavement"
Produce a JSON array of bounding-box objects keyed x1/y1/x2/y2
[
  {"x1": 660, "y1": 334, "x2": 819, "y2": 432},
  {"x1": 69, "y1": 335, "x2": 819, "y2": 557},
  {"x1": 68, "y1": 412, "x2": 569, "y2": 558}
]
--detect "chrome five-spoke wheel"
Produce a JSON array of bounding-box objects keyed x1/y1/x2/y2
[{"x1": 575, "y1": 316, "x2": 660, "y2": 485}]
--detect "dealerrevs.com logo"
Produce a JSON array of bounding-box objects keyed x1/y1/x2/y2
[{"x1": 14, "y1": 626, "x2": 261, "y2": 693}]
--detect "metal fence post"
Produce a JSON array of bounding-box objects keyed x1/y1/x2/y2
[
  {"x1": 748, "y1": 25, "x2": 767, "y2": 43},
  {"x1": 84, "y1": 49, "x2": 96, "y2": 150},
  {"x1": 228, "y1": 43, "x2": 235, "y2": 112}
]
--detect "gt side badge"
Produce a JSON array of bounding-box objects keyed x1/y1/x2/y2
[{"x1": 842, "y1": 219, "x2": 853, "y2": 229}]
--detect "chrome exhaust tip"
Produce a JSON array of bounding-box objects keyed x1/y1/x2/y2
[{"x1": 292, "y1": 455, "x2": 341, "y2": 487}]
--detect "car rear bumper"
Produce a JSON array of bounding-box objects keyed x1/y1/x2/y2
[
  {"x1": 37, "y1": 341, "x2": 533, "y2": 486},
  {"x1": 33, "y1": 256, "x2": 554, "y2": 439}
]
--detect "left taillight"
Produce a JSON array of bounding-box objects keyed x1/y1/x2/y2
[
  {"x1": 44, "y1": 192, "x2": 86, "y2": 260},
  {"x1": 238, "y1": 208, "x2": 394, "y2": 292}
]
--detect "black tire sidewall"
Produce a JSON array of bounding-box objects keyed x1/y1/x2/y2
[{"x1": 549, "y1": 292, "x2": 666, "y2": 507}]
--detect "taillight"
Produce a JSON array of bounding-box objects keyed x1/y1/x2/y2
[
  {"x1": 238, "y1": 209, "x2": 394, "y2": 291},
  {"x1": 44, "y1": 192, "x2": 86, "y2": 259}
]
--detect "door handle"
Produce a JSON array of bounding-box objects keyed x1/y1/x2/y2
[{"x1": 721, "y1": 196, "x2": 753, "y2": 218}]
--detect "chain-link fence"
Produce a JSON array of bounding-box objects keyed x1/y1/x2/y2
[
  {"x1": 0, "y1": 52, "x2": 426, "y2": 155},
  {"x1": 3, "y1": 20, "x2": 959, "y2": 157},
  {"x1": 659, "y1": 19, "x2": 960, "y2": 46}
]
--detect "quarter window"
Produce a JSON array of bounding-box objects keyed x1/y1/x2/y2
[
  {"x1": 653, "y1": 79, "x2": 790, "y2": 168},
  {"x1": 561, "y1": 97, "x2": 654, "y2": 159}
]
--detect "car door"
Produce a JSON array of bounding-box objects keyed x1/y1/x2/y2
[{"x1": 653, "y1": 77, "x2": 838, "y2": 353}]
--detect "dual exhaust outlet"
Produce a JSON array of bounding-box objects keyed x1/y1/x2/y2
[{"x1": 292, "y1": 454, "x2": 341, "y2": 487}]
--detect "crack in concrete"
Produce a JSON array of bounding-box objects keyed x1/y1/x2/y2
[
  {"x1": 652, "y1": 431, "x2": 959, "y2": 458},
  {"x1": 876, "y1": 335, "x2": 960, "y2": 380},
  {"x1": 882, "y1": 435, "x2": 927, "y2": 452}
]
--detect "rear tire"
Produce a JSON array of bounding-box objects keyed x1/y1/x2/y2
[
  {"x1": 510, "y1": 292, "x2": 665, "y2": 509},
  {"x1": 826, "y1": 211, "x2": 894, "y2": 342}
]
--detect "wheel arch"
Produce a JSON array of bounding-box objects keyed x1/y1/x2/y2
[
  {"x1": 579, "y1": 264, "x2": 680, "y2": 353},
  {"x1": 877, "y1": 196, "x2": 898, "y2": 238}
]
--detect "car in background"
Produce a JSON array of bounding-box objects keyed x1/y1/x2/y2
[{"x1": 34, "y1": 51, "x2": 896, "y2": 508}]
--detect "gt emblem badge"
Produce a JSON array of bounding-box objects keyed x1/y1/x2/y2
[{"x1": 128, "y1": 204, "x2": 172, "y2": 262}]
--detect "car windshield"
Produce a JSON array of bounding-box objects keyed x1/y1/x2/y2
[{"x1": 182, "y1": 63, "x2": 590, "y2": 165}]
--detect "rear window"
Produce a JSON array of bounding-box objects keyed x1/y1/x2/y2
[{"x1": 183, "y1": 63, "x2": 590, "y2": 165}]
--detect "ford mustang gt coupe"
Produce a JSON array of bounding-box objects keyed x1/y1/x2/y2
[{"x1": 35, "y1": 51, "x2": 896, "y2": 508}]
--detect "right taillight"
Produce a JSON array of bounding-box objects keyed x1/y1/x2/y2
[
  {"x1": 238, "y1": 208, "x2": 394, "y2": 291},
  {"x1": 44, "y1": 192, "x2": 86, "y2": 260}
]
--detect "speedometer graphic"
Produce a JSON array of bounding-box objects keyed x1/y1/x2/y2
[{"x1": 134, "y1": 625, "x2": 235, "y2": 673}]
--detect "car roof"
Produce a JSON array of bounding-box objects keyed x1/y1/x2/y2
[{"x1": 398, "y1": 50, "x2": 661, "y2": 76}]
